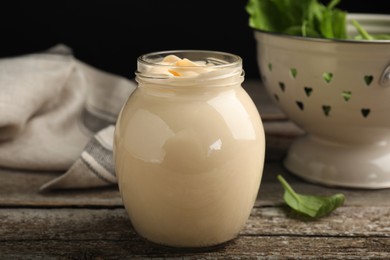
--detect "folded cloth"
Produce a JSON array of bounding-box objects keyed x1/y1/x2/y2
[
  {"x1": 40, "y1": 125, "x2": 117, "y2": 191},
  {"x1": 0, "y1": 44, "x2": 136, "y2": 191}
]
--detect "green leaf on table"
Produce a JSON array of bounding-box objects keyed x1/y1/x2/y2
[{"x1": 277, "y1": 174, "x2": 345, "y2": 218}]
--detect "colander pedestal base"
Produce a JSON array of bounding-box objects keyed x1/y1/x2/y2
[{"x1": 284, "y1": 135, "x2": 390, "y2": 189}]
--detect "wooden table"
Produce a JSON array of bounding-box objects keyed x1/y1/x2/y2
[{"x1": 1, "y1": 80, "x2": 390, "y2": 259}]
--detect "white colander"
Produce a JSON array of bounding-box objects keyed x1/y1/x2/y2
[{"x1": 255, "y1": 13, "x2": 390, "y2": 188}]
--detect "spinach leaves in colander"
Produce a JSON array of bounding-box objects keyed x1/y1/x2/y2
[{"x1": 245, "y1": 0, "x2": 390, "y2": 40}]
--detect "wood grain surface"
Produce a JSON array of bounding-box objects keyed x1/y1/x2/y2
[{"x1": 1, "y1": 80, "x2": 389, "y2": 259}]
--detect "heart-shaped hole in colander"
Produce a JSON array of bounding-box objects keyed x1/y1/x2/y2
[
  {"x1": 364, "y1": 75, "x2": 373, "y2": 86},
  {"x1": 341, "y1": 91, "x2": 352, "y2": 102},
  {"x1": 323, "y1": 72, "x2": 333, "y2": 84},
  {"x1": 304, "y1": 86, "x2": 313, "y2": 97},
  {"x1": 279, "y1": 82, "x2": 285, "y2": 92},
  {"x1": 296, "y1": 101, "x2": 304, "y2": 111},
  {"x1": 268, "y1": 63, "x2": 272, "y2": 72},
  {"x1": 322, "y1": 105, "x2": 331, "y2": 116},
  {"x1": 361, "y1": 108, "x2": 371, "y2": 118},
  {"x1": 290, "y1": 68, "x2": 298, "y2": 79}
]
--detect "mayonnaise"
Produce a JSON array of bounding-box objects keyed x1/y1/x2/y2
[{"x1": 114, "y1": 50, "x2": 265, "y2": 248}]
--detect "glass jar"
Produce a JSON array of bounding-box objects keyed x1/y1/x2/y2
[{"x1": 114, "y1": 50, "x2": 265, "y2": 249}]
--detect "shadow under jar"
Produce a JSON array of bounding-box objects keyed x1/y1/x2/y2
[{"x1": 114, "y1": 50, "x2": 265, "y2": 249}]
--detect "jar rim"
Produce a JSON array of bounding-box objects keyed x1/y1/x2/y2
[
  {"x1": 137, "y1": 50, "x2": 242, "y2": 69},
  {"x1": 136, "y1": 50, "x2": 244, "y2": 87}
]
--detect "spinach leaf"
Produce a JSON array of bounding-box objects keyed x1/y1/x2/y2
[
  {"x1": 246, "y1": 0, "x2": 318, "y2": 36},
  {"x1": 245, "y1": 0, "x2": 389, "y2": 40},
  {"x1": 319, "y1": 0, "x2": 347, "y2": 39},
  {"x1": 351, "y1": 19, "x2": 390, "y2": 40},
  {"x1": 351, "y1": 19, "x2": 374, "y2": 40},
  {"x1": 246, "y1": 0, "x2": 347, "y2": 38},
  {"x1": 277, "y1": 174, "x2": 345, "y2": 218}
]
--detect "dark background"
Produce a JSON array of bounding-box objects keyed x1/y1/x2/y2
[{"x1": 1, "y1": 1, "x2": 388, "y2": 80}]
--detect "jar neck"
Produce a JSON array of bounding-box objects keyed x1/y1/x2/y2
[{"x1": 135, "y1": 50, "x2": 244, "y2": 89}]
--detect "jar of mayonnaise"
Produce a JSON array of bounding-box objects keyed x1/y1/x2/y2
[{"x1": 114, "y1": 50, "x2": 265, "y2": 249}]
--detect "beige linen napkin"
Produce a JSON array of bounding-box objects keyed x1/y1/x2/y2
[{"x1": 0, "y1": 44, "x2": 136, "y2": 191}]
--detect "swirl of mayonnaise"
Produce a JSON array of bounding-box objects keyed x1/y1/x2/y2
[{"x1": 151, "y1": 55, "x2": 214, "y2": 77}]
